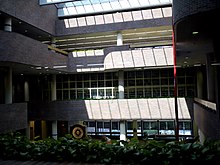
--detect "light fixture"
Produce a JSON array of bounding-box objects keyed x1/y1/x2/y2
[{"x1": 192, "y1": 31, "x2": 198, "y2": 35}]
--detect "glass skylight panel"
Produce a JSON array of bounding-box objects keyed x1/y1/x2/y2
[
  {"x1": 101, "y1": 3, "x2": 112, "y2": 11},
  {"x1": 149, "y1": 0, "x2": 160, "y2": 5},
  {"x1": 160, "y1": 0, "x2": 172, "y2": 3},
  {"x1": 110, "y1": 1, "x2": 121, "y2": 10},
  {"x1": 119, "y1": 0, "x2": 130, "y2": 9},
  {"x1": 139, "y1": 1, "x2": 150, "y2": 6},
  {"x1": 65, "y1": 2, "x2": 73, "y2": 7},
  {"x1": 67, "y1": 6, "x2": 77, "y2": 15},
  {"x1": 63, "y1": 7, "x2": 69, "y2": 16},
  {"x1": 75, "y1": 5, "x2": 86, "y2": 14},
  {"x1": 82, "y1": 0, "x2": 92, "y2": 5},
  {"x1": 93, "y1": 3, "x2": 103, "y2": 12},
  {"x1": 55, "y1": 0, "x2": 172, "y2": 17},
  {"x1": 84, "y1": 5, "x2": 95, "y2": 13},
  {"x1": 128, "y1": 0, "x2": 141, "y2": 8}
]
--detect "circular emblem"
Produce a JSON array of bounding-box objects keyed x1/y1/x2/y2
[{"x1": 72, "y1": 126, "x2": 84, "y2": 139}]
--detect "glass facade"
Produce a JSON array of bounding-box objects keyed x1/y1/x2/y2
[
  {"x1": 85, "y1": 120, "x2": 192, "y2": 137},
  {"x1": 41, "y1": 68, "x2": 195, "y2": 100}
]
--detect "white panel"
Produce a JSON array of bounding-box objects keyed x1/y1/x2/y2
[
  {"x1": 111, "y1": 52, "x2": 124, "y2": 68},
  {"x1": 113, "y1": 13, "x2": 123, "y2": 23},
  {"x1": 90, "y1": 100, "x2": 102, "y2": 119},
  {"x1": 118, "y1": 99, "x2": 131, "y2": 119},
  {"x1": 148, "y1": 98, "x2": 162, "y2": 119},
  {"x1": 109, "y1": 100, "x2": 121, "y2": 119},
  {"x1": 99, "y1": 100, "x2": 112, "y2": 119},
  {"x1": 104, "y1": 53, "x2": 114, "y2": 70},
  {"x1": 69, "y1": 18, "x2": 78, "y2": 27},
  {"x1": 132, "y1": 50, "x2": 145, "y2": 67},
  {"x1": 132, "y1": 11, "x2": 143, "y2": 21},
  {"x1": 142, "y1": 9, "x2": 153, "y2": 19},
  {"x1": 152, "y1": 8, "x2": 163, "y2": 18},
  {"x1": 164, "y1": 47, "x2": 174, "y2": 65},
  {"x1": 121, "y1": 51, "x2": 134, "y2": 68},
  {"x1": 137, "y1": 99, "x2": 151, "y2": 119},
  {"x1": 127, "y1": 99, "x2": 141, "y2": 119},
  {"x1": 162, "y1": 7, "x2": 172, "y2": 17},
  {"x1": 85, "y1": 100, "x2": 94, "y2": 119},
  {"x1": 158, "y1": 98, "x2": 172, "y2": 119},
  {"x1": 122, "y1": 12, "x2": 133, "y2": 22},
  {"x1": 86, "y1": 16, "x2": 95, "y2": 25},
  {"x1": 178, "y1": 98, "x2": 191, "y2": 119},
  {"x1": 142, "y1": 49, "x2": 156, "y2": 66},
  {"x1": 95, "y1": 15, "x2": 104, "y2": 25},
  {"x1": 104, "y1": 14, "x2": 114, "y2": 24},
  {"x1": 153, "y1": 48, "x2": 167, "y2": 66},
  {"x1": 77, "y1": 17, "x2": 87, "y2": 26}
]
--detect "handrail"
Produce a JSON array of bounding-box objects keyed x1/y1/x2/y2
[
  {"x1": 194, "y1": 98, "x2": 216, "y2": 111},
  {"x1": 48, "y1": 45, "x2": 68, "y2": 55}
]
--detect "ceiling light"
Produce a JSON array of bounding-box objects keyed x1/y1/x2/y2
[{"x1": 192, "y1": 31, "x2": 198, "y2": 35}]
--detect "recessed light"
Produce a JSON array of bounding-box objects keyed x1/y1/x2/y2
[{"x1": 192, "y1": 31, "x2": 198, "y2": 35}]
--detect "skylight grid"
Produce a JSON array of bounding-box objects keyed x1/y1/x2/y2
[{"x1": 55, "y1": 0, "x2": 172, "y2": 17}]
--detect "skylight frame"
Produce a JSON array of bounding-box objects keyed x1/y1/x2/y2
[{"x1": 39, "y1": 0, "x2": 172, "y2": 17}]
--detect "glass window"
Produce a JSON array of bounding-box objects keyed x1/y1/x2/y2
[
  {"x1": 161, "y1": 87, "x2": 168, "y2": 97},
  {"x1": 63, "y1": 90, "x2": 69, "y2": 100},
  {"x1": 57, "y1": 90, "x2": 62, "y2": 100},
  {"x1": 98, "y1": 89, "x2": 104, "y2": 98},
  {"x1": 128, "y1": 88, "x2": 135, "y2": 98},
  {"x1": 144, "y1": 79, "x2": 151, "y2": 86},
  {"x1": 161, "y1": 78, "x2": 168, "y2": 85},
  {"x1": 57, "y1": 82, "x2": 62, "y2": 89},
  {"x1": 91, "y1": 89, "x2": 97, "y2": 98},
  {"x1": 63, "y1": 82, "x2": 69, "y2": 88},
  {"x1": 112, "y1": 121, "x2": 119, "y2": 130},
  {"x1": 137, "y1": 88, "x2": 144, "y2": 98},
  {"x1": 178, "y1": 86, "x2": 185, "y2": 96},
  {"x1": 70, "y1": 82, "x2": 76, "y2": 88},
  {"x1": 128, "y1": 79, "x2": 135, "y2": 86},
  {"x1": 70, "y1": 90, "x2": 76, "y2": 99},
  {"x1": 84, "y1": 81, "x2": 90, "y2": 88},
  {"x1": 153, "y1": 87, "x2": 160, "y2": 97},
  {"x1": 136, "y1": 79, "x2": 143, "y2": 86},
  {"x1": 145, "y1": 88, "x2": 152, "y2": 97},
  {"x1": 152, "y1": 79, "x2": 160, "y2": 85},
  {"x1": 91, "y1": 81, "x2": 97, "y2": 87},
  {"x1": 106, "y1": 81, "x2": 112, "y2": 87},
  {"x1": 84, "y1": 89, "x2": 90, "y2": 99},
  {"x1": 106, "y1": 89, "x2": 112, "y2": 98},
  {"x1": 77, "y1": 89, "x2": 83, "y2": 99},
  {"x1": 98, "y1": 81, "x2": 104, "y2": 87}
]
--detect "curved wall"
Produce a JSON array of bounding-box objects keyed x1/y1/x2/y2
[
  {"x1": 0, "y1": 31, "x2": 67, "y2": 68},
  {"x1": 0, "y1": 0, "x2": 57, "y2": 34},
  {"x1": 173, "y1": 0, "x2": 220, "y2": 25}
]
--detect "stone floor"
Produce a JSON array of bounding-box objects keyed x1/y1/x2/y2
[{"x1": 0, "y1": 160, "x2": 102, "y2": 165}]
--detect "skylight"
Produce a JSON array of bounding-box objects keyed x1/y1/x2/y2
[{"x1": 39, "y1": 0, "x2": 172, "y2": 17}]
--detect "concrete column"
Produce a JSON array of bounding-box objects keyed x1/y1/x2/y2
[
  {"x1": 133, "y1": 120, "x2": 138, "y2": 138},
  {"x1": 117, "y1": 32, "x2": 123, "y2": 46},
  {"x1": 41, "y1": 120, "x2": 47, "y2": 139},
  {"x1": 24, "y1": 80, "x2": 29, "y2": 102},
  {"x1": 206, "y1": 53, "x2": 215, "y2": 101},
  {"x1": 196, "y1": 69, "x2": 203, "y2": 99},
  {"x1": 118, "y1": 70, "x2": 124, "y2": 99},
  {"x1": 120, "y1": 120, "x2": 126, "y2": 145},
  {"x1": 26, "y1": 122, "x2": 30, "y2": 139},
  {"x1": 4, "y1": 67, "x2": 12, "y2": 104},
  {"x1": 52, "y1": 121, "x2": 58, "y2": 140},
  {"x1": 4, "y1": 17, "x2": 12, "y2": 32},
  {"x1": 51, "y1": 75, "x2": 56, "y2": 101}
]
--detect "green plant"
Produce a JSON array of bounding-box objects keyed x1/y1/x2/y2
[{"x1": 1, "y1": 132, "x2": 220, "y2": 164}]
